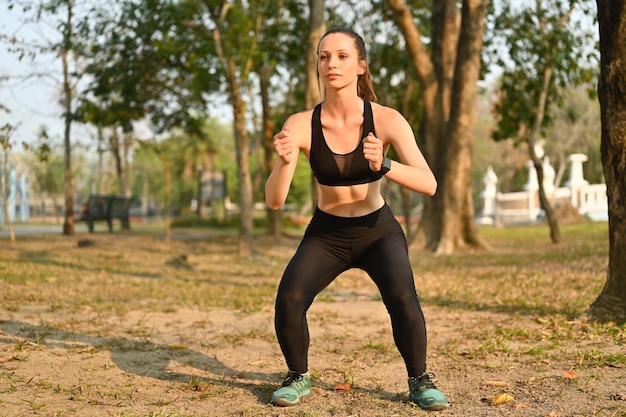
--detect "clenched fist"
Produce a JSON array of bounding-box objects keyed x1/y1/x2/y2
[
  {"x1": 362, "y1": 132, "x2": 384, "y2": 172},
  {"x1": 273, "y1": 129, "x2": 295, "y2": 164}
]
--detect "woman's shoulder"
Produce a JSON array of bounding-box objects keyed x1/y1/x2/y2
[
  {"x1": 286, "y1": 106, "x2": 316, "y2": 123},
  {"x1": 282, "y1": 106, "x2": 316, "y2": 148},
  {"x1": 370, "y1": 101, "x2": 403, "y2": 119},
  {"x1": 370, "y1": 102, "x2": 408, "y2": 129},
  {"x1": 283, "y1": 107, "x2": 315, "y2": 132}
]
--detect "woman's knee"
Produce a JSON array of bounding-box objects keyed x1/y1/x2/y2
[{"x1": 275, "y1": 290, "x2": 309, "y2": 316}]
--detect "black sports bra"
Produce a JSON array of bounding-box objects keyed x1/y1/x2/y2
[{"x1": 309, "y1": 101, "x2": 383, "y2": 186}]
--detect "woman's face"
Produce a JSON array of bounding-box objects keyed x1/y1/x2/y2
[{"x1": 318, "y1": 33, "x2": 366, "y2": 90}]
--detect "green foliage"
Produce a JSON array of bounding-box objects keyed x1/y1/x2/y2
[
  {"x1": 27, "y1": 143, "x2": 65, "y2": 198},
  {"x1": 130, "y1": 117, "x2": 235, "y2": 215},
  {"x1": 0, "y1": 122, "x2": 16, "y2": 151},
  {"x1": 488, "y1": 0, "x2": 599, "y2": 142},
  {"x1": 285, "y1": 152, "x2": 313, "y2": 209}
]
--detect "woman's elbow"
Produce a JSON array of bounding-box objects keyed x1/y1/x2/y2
[
  {"x1": 266, "y1": 200, "x2": 283, "y2": 211},
  {"x1": 427, "y1": 178, "x2": 437, "y2": 196},
  {"x1": 265, "y1": 192, "x2": 285, "y2": 211}
]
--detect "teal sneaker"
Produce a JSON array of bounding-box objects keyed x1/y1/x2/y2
[
  {"x1": 270, "y1": 371, "x2": 311, "y2": 407},
  {"x1": 408, "y1": 372, "x2": 450, "y2": 411}
]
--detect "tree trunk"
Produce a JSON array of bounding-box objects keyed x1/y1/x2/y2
[
  {"x1": 110, "y1": 127, "x2": 126, "y2": 195},
  {"x1": 306, "y1": 0, "x2": 324, "y2": 108},
  {"x1": 388, "y1": 0, "x2": 487, "y2": 254},
  {"x1": 438, "y1": 0, "x2": 489, "y2": 254},
  {"x1": 97, "y1": 125, "x2": 105, "y2": 194},
  {"x1": 528, "y1": 64, "x2": 561, "y2": 243},
  {"x1": 123, "y1": 132, "x2": 132, "y2": 196},
  {"x1": 306, "y1": 0, "x2": 325, "y2": 211},
  {"x1": 587, "y1": 0, "x2": 626, "y2": 323},
  {"x1": 210, "y1": 4, "x2": 256, "y2": 257},
  {"x1": 528, "y1": 139, "x2": 561, "y2": 243},
  {"x1": 160, "y1": 153, "x2": 171, "y2": 243},
  {"x1": 62, "y1": 0, "x2": 75, "y2": 236},
  {"x1": 388, "y1": 0, "x2": 444, "y2": 250},
  {"x1": 232, "y1": 87, "x2": 254, "y2": 258},
  {"x1": 260, "y1": 66, "x2": 281, "y2": 237}
]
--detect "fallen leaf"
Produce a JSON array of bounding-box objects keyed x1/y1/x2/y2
[
  {"x1": 334, "y1": 382, "x2": 351, "y2": 391},
  {"x1": 545, "y1": 412, "x2": 559, "y2": 417},
  {"x1": 491, "y1": 393, "x2": 514, "y2": 406},
  {"x1": 169, "y1": 344, "x2": 188, "y2": 350},
  {"x1": 562, "y1": 371, "x2": 577, "y2": 380},
  {"x1": 515, "y1": 402, "x2": 530, "y2": 409},
  {"x1": 0, "y1": 356, "x2": 17, "y2": 364}
]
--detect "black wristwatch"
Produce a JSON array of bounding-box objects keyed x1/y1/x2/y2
[{"x1": 378, "y1": 156, "x2": 392, "y2": 175}]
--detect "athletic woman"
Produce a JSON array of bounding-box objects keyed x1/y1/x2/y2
[{"x1": 265, "y1": 28, "x2": 449, "y2": 411}]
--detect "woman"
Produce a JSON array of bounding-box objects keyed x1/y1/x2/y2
[{"x1": 265, "y1": 28, "x2": 449, "y2": 411}]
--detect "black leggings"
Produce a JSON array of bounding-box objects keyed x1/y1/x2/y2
[{"x1": 274, "y1": 204, "x2": 427, "y2": 378}]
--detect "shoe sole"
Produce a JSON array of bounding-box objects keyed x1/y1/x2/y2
[
  {"x1": 270, "y1": 392, "x2": 310, "y2": 407},
  {"x1": 409, "y1": 399, "x2": 450, "y2": 411},
  {"x1": 422, "y1": 404, "x2": 449, "y2": 411},
  {"x1": 270, "y1": 398, "x2": 298, "y2": 407},
  {"x1": 270, "y1": 391, "x2": 311, "y2": 407}
]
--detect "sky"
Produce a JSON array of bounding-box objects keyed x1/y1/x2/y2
[
  {"x1": 0, "y1": 5, "x2": 74, "y2": 148},
  {"x1": 0, "y1": 8, "x2": 105, "y2": 159}
]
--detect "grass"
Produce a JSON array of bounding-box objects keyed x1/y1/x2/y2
[
  {"x1": 0, "y1": 221, "x2": 621, "y2": 337},
  {"x1": 412, "y1": 224, "x2": 610, "y2": 318}
]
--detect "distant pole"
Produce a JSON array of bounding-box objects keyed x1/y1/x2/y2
[
  {"x1": 8, "y1": 169, "x2": 16, "y2": 222},
  {"x1": 20, "y1": 174, "x2": 30, "y2": 222}
]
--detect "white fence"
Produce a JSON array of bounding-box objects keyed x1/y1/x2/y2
[{"x1": 479, "y1": 153, "x2": 608, "y2": 225}]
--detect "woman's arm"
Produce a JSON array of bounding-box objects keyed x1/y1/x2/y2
[
  {"x1": 372, "y1": 104, "x2": 437, "y2": 196},
  {"x1": 265, "y1": 115, "x2": 305, "y2": 210}
]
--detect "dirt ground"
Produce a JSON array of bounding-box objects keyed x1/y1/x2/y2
[
  {"x1": 1, "y1": 303, "x2": 624, "y2": 416},
  {"x1": 0, "y1": 229, "x2": 625, "y2": 417}
]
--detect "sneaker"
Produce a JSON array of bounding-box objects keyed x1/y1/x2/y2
[
  {"x1": 270, "y1": 371, "x2": 311, "y2": 407},
  {"x1": 408, "y1": 372, "x2": 450, "y2": 411}
]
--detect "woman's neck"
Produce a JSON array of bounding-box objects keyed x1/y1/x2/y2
[{"x1": 322, "y1": 93, "x2": 363, "y2": 119}]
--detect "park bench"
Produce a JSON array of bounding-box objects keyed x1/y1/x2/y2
[{"x1": 79, "y1": 194, "x2": 132, "y2": 233}]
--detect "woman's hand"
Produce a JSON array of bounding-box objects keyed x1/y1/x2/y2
[
  {"x1": 362, "y1": 132, "x2": 384, "y2": 172},
  {"x1": 273, "y1": 128, "x2": 295, "y2": 164}
]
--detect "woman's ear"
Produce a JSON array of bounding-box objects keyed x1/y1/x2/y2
[{"x1": 358, "y1": 60, "x2": 367, "y2": 75}]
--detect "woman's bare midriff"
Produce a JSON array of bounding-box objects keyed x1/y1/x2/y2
[{"x1": 316, "y1": 181, "x2": 385, "y2": 217}]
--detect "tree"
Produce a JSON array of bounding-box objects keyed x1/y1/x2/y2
[
  {"x1": 83, "y1": 0, "x2": 227, "y2": 241},
  {"x1": 586, "y1": 0, "x2": 626, "y2": 323},
  {"x1": 304, "y1": 0, "x2": 325, "y2": 213},
  {"x1": 489, "y1": 0, "x2": 598, "y2": 244},
  {"x1": 81, "y1": 0, "x2": 211, "y2": 200},
  {"x1": 543, "y1": 86, "x2": 603, "y2": 186},
  {"x1": 254, "y1": 0, "x2": 310, "y2": 237},
  {"x1": 28, "y1": 129, "x2": 66, "y2": 224},
  {"x1": 183, "y1": 0, "x2": 305, "y2": 256},
  {"x1": 3, "y1": 0, "x2": 98, "y2": 235},
  {"x1": 387, "y1": 0, "x2": 490, "y2": 254},
  {"x1": 203, "y1": 1, "x2": 260, "y2": 257}
]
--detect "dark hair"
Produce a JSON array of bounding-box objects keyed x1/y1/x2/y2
[{"x1": 318, "y1": 28, "x2": 377, "y2": 102}]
